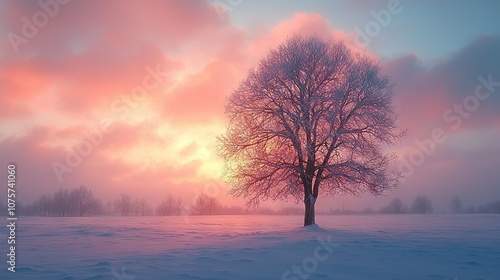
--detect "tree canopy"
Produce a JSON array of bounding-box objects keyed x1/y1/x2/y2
[{"x1": 219, "y1": 36, "x2": 404, "y2": 225}]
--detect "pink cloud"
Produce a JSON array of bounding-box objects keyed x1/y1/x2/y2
[
  {"x1": 1, "y1": 0, "x2": 224, "y2": 56},
  {"x1": 249, "y1": 13, "x2": 369, "y2": 60},
  {"x1": 0, "y1": 125, "x2": 222, "y2": 206},
  {"x1": 161, "y1": 60, "x2": 244, "y2": 124}
]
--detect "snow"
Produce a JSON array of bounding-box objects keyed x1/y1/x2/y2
[{"x1": 1, "y1": 214, "x2": 499, "y2": 279}]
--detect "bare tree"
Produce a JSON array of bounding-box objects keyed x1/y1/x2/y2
[
  {"x1": 89, "y1": 197, "x2": 104, "y2": 216},
  {"x1": 411, "y1": 195, "x2": 433, "y2": 214},
  {"x1": 35, "y1": 194, "x2": 52, "y2": 216},
  {"x1": 477, "y1": 200, "x2": 500, "y2": 213},
  {"x1": 156, "y1": 195, "x2": 185, "y2": 216},
  {"x1": 219, "y1": 36, "x2": 403, "y2": 226},
  {"x1": 71, "y1": 185, "x2": 96, "y2": 216},
  {"x1": 173, "y1": 197, "x2": 184, "y2": 216},
  {"x1": 156, "y1": 195, "x2": 173, "y2": 216},
  {"x1": 132, "y1": 198, "x2": 152, "y2": 216},
  {"x1": 380, "y1": 197, "x2": 408, "y2": 214},
  {"x1": 449, "y1": 195, "x2": 464, "y2": 214},
  {"x1": 192, "y1": 194, "x2": 221, "y2": 215},
  {"x1": 53, "y1": 188, "x2": 72, "y2": 216},
  {"x1": 114, "y1": 193, "x2": 132, "y2": 216},
  {"x1": 156, "y1": 195, "x2": 174, "y2": 216}
]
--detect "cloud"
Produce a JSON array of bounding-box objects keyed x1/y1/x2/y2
[
  {"x1": 378, "y1": 34, "x2": 500, "y2": 208},
  {"x1": 383, "y1": 35, "x2": 500, "y2": 138},
  {"x1": 1, "y1": 0, "x2": 224, "y2": 56},
  {"x1": 1, "y1": 44, "x2": 179, "y2": 121},
  {"x1": 160, "y1": 60, "x2": 243, "y2": 124},
  {"x1": 0, "y1": 124, "x2": 222, "y2": 205},
  {"x1": 249, "y1": 13, "x2": 369, "y2": 59}
]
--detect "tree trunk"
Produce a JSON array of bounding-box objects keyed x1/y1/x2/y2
[{"x1": 304, "y1": 194, "x2": 316, "y2": 226}]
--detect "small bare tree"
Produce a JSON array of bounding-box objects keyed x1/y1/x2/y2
[
  {"x1": 53, "y1": 188, "x2": 72, "y2": 216},
  {"x1": 132, "y1": 198, "x2": 152, "y2": 216},
  {"x1": 449, "y1": 195, "x2": 464, "y2": 214},
  {"x1": 35, "y1": 194, "x2": 52, "y2": 216},
  {"x1": 156, "y1": 195, "x2": 184, "y2": 216},
  {"x1": 219, "y1": 36, "x2": 403, "y2": 226},
  {"x1": 114, "y1": 193, "x2": 132, "y2": 216},
  {"x1": 71, "y1": 185, "x2": 95, "y2": 217},
  {"x1": 380, "y1": 197, "x2": 408, "y2": 214},
  {"x1": 172, "y1": 197, "x2": 184, "y2": 216},
  {"x1": 192, "y1": 194, "x2": 221, "y2": 215},
  {"x1": 411, "y1": 195, "x2": 433, "y2": 214},
  {"x1": 156, "y1": 195, "x2": 175, "y2": 216}
]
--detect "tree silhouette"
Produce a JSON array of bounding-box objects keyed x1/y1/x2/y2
[
  {"x1": 192, "y1": 194, "x2": 221, "y2": 215},
  {"x1": 156, "y1": 195, "x2": 184, "y2": 216},
  {"x1": 449, "y1": 195, "x2": 463, "y2": 214},
  {"x1": 411, "y1": 195, "x2": 433, "y2": 214},
  {"x1": 71, "y1": 185, "x2": 95, "y2": 216},
  {"x1": 219, "y1": 36, "x2": 403, "y2": 226},
  {"x1": 34, "y1": 194, "x2": 52, "y2": 216},
  {"x1": 380, "y1": 197, "x2": 408, "y2": 214},
  {"x1": 114, "y1": 193, "x2": 132, "y2": 216},
  {"x1": 53, "y1": 188, "x2": 72, "y2": 216},
  {"x1": 132, "y1": 198, "x2": 152, "y2": 216}
]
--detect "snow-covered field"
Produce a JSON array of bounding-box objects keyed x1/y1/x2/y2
[{"x1": 2, "y1": 214, "x2": 499, "y2": 279}]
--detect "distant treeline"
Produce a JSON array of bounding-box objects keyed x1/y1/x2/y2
[
  {"x1": 334, "y1": 195, "x2": 500, "y2": 215},
  {"x1": 1, "y1": 186, "x2": 499, "y2": 216},
  {"x1": 0, "y1": 185, "x2": 286, "y2": 217}
]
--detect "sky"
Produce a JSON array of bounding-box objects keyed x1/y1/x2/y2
[{"x1": 1, "y1": 0, "x2": 499, "y2": 212}]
